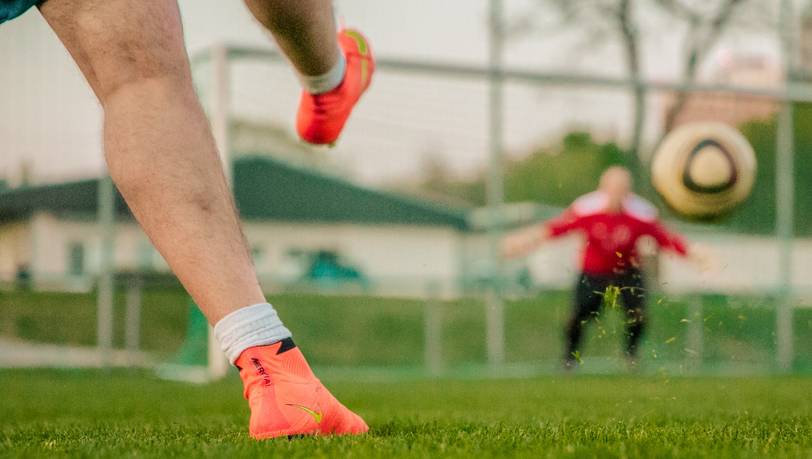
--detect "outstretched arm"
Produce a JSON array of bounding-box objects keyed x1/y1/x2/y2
[
  {"x1": 502, "y1": 210, "x2": 583, "y2": 259},
  {"x1": 645, "y1": 220, "x2": 689, "y2": 256},
  {"x1": 501, "y1": 224, "x2": 552, "y2": 259},
  {"x1": 644, "y1": 221, "x2": 716, "y2": 270}
]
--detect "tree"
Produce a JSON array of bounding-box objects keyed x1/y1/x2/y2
[
  {"x1": 417, "y1": 152, "x2": 486, "y2": 206},
  {"x1": 503, "y1": 131, "x2": 627, "y2": 206},
  {"x1": 655, "y1": 0, "x2": 773, "y2": 132},
  {"x1": 419, "y1": 152, "x2": 452, "y2": 196},
  {"x1": 543, "y1": 0, "x2": 646, "y2": 179},
  {"x1": 418, "y1": 131, "x2": 627, "y2": 207},
  {"x1": 528, "y1": 0, "x2": 768, "y2": 171},
  {"x1": 727, "y1": 103, "x2": 812, "y2": 236}
]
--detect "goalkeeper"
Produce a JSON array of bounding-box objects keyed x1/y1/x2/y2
[{"x1": 503, "y1": 167, "x2": 704, "y2": 368}]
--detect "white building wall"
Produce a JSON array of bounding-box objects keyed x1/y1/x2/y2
[
  {"x1": 14, "y1": 212, "x2": 812, "y2": 296},
  {"x1": 0, "y1": 220, "x2": 31, "y2": 281},
  {"x1": 18, "y1": 214, "x2": 462, "y2": 293},
  {"x1": 515, "y1": 232, "x2": 812, "y2": 295},
  {"x1": 660, "y1": 233, "x2": 812, "y2": 294},
  {"x1": 243, "y1": 222, "x2": 460, "y2": 288},
  {"x1": 28, "y1": 213, "x2": 156, "y2": 288}
]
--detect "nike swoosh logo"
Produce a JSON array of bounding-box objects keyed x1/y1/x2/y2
[{"x1": 286, "y1": 404, "x2": 323, "y2": 424}]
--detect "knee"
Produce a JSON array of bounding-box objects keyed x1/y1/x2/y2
[{"x1": 74, "y1": 11, "x2": 191, "y2": 103}]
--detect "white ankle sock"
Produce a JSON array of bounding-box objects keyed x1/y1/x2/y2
[
  {"x1": 297, "y1": 47, "x2": 346, "y2": 94},
  {"x1": 214, "y1": 303, "x2": 292, "y2": 364}
]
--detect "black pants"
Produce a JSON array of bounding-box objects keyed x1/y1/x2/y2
[{"x1": 564, "y1": 269, "x2": 646, "y2": 362}]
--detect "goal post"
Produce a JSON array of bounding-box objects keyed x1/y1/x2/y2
[{"x1": 160, "y1": 31, "x2": 809, "y2": 379}]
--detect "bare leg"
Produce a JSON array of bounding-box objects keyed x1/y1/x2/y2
[
  {"x1": 36, "y1": 0, "x2": 367, "y2": 439},
  {"x1": 39, "y1": 0, "x2": 264, "y2": 323},
  {"x1": 244, "y1": 0, "x2": 338, "y2": 75}
]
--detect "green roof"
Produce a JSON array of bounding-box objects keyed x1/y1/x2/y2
[{"x1": 0, "y1": 156, "x2": 470, "y2": 230}]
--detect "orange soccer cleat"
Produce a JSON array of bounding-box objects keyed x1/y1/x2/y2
[
  {"x1": 296, "y1": 29, "x2": 375, "y2": 145},
  {"x1": 235, "y1": 338, "x2": 369, "y2": 439}
]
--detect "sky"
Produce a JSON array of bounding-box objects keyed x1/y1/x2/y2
[{"x1": 0, "y1": 0, "x2": 792, "y2": 186}]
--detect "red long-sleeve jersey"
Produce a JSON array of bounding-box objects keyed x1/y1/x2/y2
[{"x1": 545, "y1": 192, "x2": 688, "y2": 276}]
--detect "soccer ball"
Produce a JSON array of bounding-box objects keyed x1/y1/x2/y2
[{"x1": 650, "y1": 122, "x2": 756, "y2": 219}]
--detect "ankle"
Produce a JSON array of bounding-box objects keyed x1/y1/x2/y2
[
  {"x1": 297, "y1": 47, "x2": 346, "y2": 94},
  {"x1": 214, "y1": 303, "x2": 292, "y2": 365}
]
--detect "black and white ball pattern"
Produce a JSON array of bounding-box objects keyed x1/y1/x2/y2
[{"x1": 651, "y1": 122, "x2": 756, "y2": 219}]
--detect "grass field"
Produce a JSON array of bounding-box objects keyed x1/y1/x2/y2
[
  {"x1": 1, "y1": 369, "x2": 810, "y2": 458},
  {"x1": 2, "y1": 290, "x2": 811, "y2": 456}
]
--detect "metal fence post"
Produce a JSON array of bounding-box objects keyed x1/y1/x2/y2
[
  {"x1": 485, "y1": 288, "x2": 505, "y2": 366},
  {"x1": 125, "y1": 275, "x2": 143, "y2": 358},
  {"x1": 97, "y1": 175, "x2": 116, "y2": 368},
  {"x1": 424, "y1": 282, "x2": 443, "y2": 376},
  {"x1": 686, "y1": 295, "x2": 704, "y2": 373},
  {"x1": 485, "y1": 0, "x2": 506, "y2": 369},
  {"x1": 776, "y1": 0, "x2": 796, "y2": 372}
]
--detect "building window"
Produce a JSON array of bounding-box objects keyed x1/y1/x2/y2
[
  {"x1": 67, "y1": 242, "x2": 85, "y2": 277},
  {"x1": 251, "y1": 245, "x2": 265, "y2": 264}
]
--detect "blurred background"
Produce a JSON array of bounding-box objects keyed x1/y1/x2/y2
[{"x1": 0, "y1": 0, "x2": 810, "y2": 379}]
